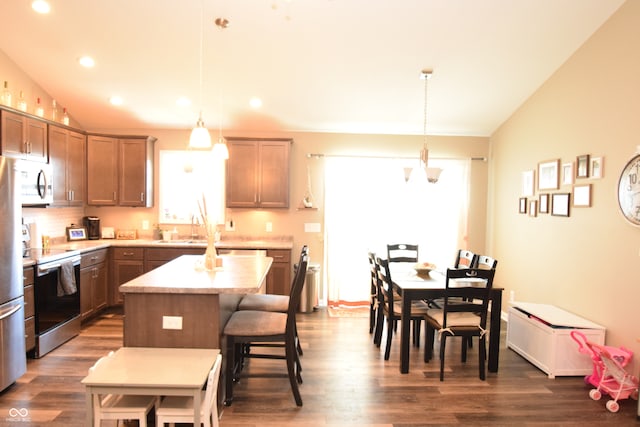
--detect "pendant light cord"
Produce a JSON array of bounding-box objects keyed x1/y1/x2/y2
[
  {"x1": 198, "y1": 0, "x2": 204, "y2": 117},
  {"x1": 423, "y1": 74, "x2": 429, "y2": 146}
]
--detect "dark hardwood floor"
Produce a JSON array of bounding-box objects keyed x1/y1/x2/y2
[{"x1": 0, "y1": 307, "x2": 637, "y2": 426}]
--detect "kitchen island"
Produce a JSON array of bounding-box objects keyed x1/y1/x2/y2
[{"x1": 119, "y1": 254, "x2": 272, "y2": 349}]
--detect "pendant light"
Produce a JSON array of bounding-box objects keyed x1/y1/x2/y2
[
  {"x1": 189, "y1": 0, "x2": 212, "y2": 149},
  {"x1": 420, "y1": 69, "x2": 442, "y2": 184},
  {"x1": 211, "y1": 17, "x2": 230, "y2": 159}
]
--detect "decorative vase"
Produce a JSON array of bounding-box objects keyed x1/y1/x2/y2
[{"x1": 204, "y1": 223, "x2": 218, "y2": 271}]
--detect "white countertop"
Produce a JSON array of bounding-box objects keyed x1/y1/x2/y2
[{"x1": 119, "y1": 254, "x2": 272, "y2": 295}]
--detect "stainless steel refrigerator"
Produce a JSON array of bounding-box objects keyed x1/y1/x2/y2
[{"x1": 0, "y1": 155, "x2": 26, "y2": 391}]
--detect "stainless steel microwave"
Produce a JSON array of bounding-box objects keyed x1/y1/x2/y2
[{"x1": 16, "y1": 160, "x2": 53, "y2": 206}]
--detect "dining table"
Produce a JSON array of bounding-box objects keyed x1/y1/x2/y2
[
  {"x1": 81, "y1": 347, "x2": 220, "y2": 426},
  {"x1": 391, "y1": 266, "x2": 503, "y2": 374}
]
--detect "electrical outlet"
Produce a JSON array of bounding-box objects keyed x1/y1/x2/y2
[
  {"x1": 266, "y1": 222, "x2": 273, "y2": 232},
  {"x1": 142, "y1": 220, "x2": 149, "y2": 230},
  {"x1": 162, "y1": 316, "x2": 183, "y2": 330},
  {"x1": 509, "y1": 290, "x2": 515, "y2": 302}
]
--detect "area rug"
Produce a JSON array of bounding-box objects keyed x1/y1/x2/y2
[{"x1": 327, "y1": 306, "x2": 369, "y2": 318}]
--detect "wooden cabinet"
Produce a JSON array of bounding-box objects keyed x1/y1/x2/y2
[
  {"x1": 226, "y1": 138, "x2": 291, "y2": 208},
  {"x1": 23, "y1": 266, "x2": 35, "y2": 352},
  {"x1": 49, "y1": 124, "x2": 86, "y2": 207},
  {"x1": 86, "y1": 135, "x2": 118, "y2": 205},
  {"x1": 79, "y1": 249, "x2": 108, "y2": 321},
  {"x1": 265, "y1": 249, "x2": 291, "y2": 295},
  {"x1": 144, "y1": 247, "x2": 205, "y2": 272},
  {"x1": 111, "y1": 247, "x2": 145, "y2": 305},
  {"x1": 86, "y1": 135, "x2": 155, "y2": 206},
  {"x1": 1, "y1": 110, "x2": 48, "y2": 162}
]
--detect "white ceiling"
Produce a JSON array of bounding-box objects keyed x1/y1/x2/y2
[{"x1": 0, "y1": 0, "x2": 625, "y2": 137}]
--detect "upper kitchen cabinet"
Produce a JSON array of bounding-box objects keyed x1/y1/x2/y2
[
  {"x1": 86, "y1": 134, "x2": 156, "y2": 207},
  {"x1": 226, "y1": 138, "x2": 291, "y2": 208},
  {"x1": 49, "y1": 125, "x2": 86, "y2": 207},
  {"x1": 0, "y1": 109, "x2": 48, "y2": 162}
]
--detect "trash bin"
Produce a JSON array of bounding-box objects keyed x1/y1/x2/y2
[{"x1": 299, "y1": 263, "x2": 320, "y2": 313}]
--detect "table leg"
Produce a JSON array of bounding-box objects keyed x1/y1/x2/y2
[
  {"x1": 85, "y1": 388, "x2": 93, "y2": 426},
  {"x1": 488, "y1": 290, "x2": 502, "y2": 372},
  {"x1": 194, "y1": 389, "x2": 201, "y2": 425},
  {"x1": 400, "y1": 293, "x2": 412, "y2": 374}
]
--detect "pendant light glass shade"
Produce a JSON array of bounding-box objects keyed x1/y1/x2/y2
[
  {"x1": 212, "y1": 137, "x2": 229, "y2": 159},
  {"x1": 189, "y1": 113, "x2": 212, "y2": 148}
]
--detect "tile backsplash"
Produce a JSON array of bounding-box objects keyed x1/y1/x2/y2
[{"x1": 22, "y1": 206, "x2": 85, "y2": 242}]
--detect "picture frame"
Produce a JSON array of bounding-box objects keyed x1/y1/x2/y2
[
  {"x1": 551, "y1": 193, "x2": 570, "y2": 217},
  {"x1": 66, "y1": 226, "x2": 87, "y2": 241},
  {"x1": 538, "y1": 159, "x2": 560, "y2": 191},
  {"x1": 590, "y1": 157, "x2": 603, "y2": 179},
  {"x1": 522, "y1": 170, "x2": 535, "y2": 196},
  {"x1": 561, "y1": 162, "x2": 574, "y2": 186},
  {"x1": 573, "y1": 183, "x2": 592, "y2": 207},
  {"x1": 538, "y1": 193, "x2": 549, "y2": 214},
  {"x1": 529, "y1": 200, "x2": 538, "y2": 217},
  {"x1": 519, "y1": 197, "x2": 527, "y2": 214},
  {"x1": 576, "y1": 154, "x2": 590, "y2": 179}
]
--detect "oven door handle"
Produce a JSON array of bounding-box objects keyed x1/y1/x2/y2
[{"x1": 37, "y1": 257, "x2": 81, "y2": 276}]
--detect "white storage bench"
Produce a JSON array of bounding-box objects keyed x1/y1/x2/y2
[{"x1": 506, "y1": 302, "x2": 605, "y2": 378}]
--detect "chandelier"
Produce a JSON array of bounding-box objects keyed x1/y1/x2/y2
[
  {"x1": 420, "y1": 69, "x2": 442, "y2": 184},
  {"x1": 189, "y1": 0, "x2": 212, "y2": 149}
]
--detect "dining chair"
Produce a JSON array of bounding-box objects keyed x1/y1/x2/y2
[
  {"x1": 454, "y1": 249, "x2": 477, "y2": 268},
  {"x1": 476, "y1": 255, "x2": 498, "y2": 270},
  {"x1": 373, "y1": 256, "x2": 430, "y2": 360},
  {"x1": 423, "y1": 267, "x2": 496, "y2": 381},
  {"x1": 387, "y1": 243, "x2": 419, "y2": 263},
  {"x1": 156, "y1": 353, "x2": 222, "y2": 427},
  {"x1": 223, "y1": 253, "x2": 309, "y2": 406},
  {"x1": 88, "y1": 351, "x2": 158, "y2": 427},
  {"x1": 237, "y1": 245, "x2": 309, "y2": 356},
  {"x1": 368, "y1": 251, "x2": 379, "y2": 334}
]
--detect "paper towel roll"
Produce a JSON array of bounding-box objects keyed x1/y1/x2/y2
[{"x1": 29, "y1": 222, "x2": 40, "y2": 249}]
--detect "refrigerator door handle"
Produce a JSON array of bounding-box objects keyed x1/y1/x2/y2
[{"x1": 0, "y1": 303, "x2": 21, "y2": 321}]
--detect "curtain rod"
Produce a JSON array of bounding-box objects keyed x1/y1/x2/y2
[{"x1": 306, "y1": 153, "x2": 487, "y2": 162}]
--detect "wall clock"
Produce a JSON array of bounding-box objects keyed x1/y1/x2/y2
[{"x1": 617, "y1": 153, "x2": 640, "y2": 226}]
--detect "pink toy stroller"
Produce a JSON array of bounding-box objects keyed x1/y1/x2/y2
[{"x1": 570, "y1": 330, "x2": 639, "y2": 412}]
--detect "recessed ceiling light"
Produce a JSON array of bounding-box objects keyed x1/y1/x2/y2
[
  {"x1": 78, "y1": 56, "x2": 95, "y2": 68},
  {"x1": 176, "y1": 97, "x2": 191, "y2": 108},
  {"x1": 109, "y1": 96, "x2": 124, "y2": 106},
  {"x1": 249, "y1": 97, "x2": 262, "y2": 109},
  {"x1": 31, "y1": 0, "x2": 50, "y2": 14}
]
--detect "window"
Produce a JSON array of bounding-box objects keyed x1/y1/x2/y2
[
  {"x1": 158, "y1": 150, "x2": 226, "y2": 224},
  {"x1": 323, "y1": 156, "x2": 470, "y2": 305}
]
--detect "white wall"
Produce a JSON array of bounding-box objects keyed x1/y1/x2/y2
[{"x1": 490, "y1": 0, "x2": 640, "y2": 370}]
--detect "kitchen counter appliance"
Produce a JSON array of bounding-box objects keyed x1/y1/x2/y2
[
  {"x1": 0, "y1": 156, "x2": 26, "y2": 391},
  {"x1": 83, "y1": 216, "x2": 100, "y2": 240}
]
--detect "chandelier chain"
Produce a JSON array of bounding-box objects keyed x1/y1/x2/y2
[{"x1": 423, "y1": 74, "x2": 429, "y2": 145}]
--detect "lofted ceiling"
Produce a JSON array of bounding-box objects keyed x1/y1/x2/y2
[{"x1": 0, "y1": 0, "x2": 626, "y2": 137}]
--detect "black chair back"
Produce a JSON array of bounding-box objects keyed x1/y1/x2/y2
[
  {"x1": 476, "y1": 255, "x2": 497, "y2": 270},
  {"x1": 442, "y1": 268, "x2": 495, "y2": 329},
  {"x1": 387, "y1": 243, "x2": 419, "y2": 263},
  {"x1": 454, "y1": 249, "x2": 477, "y2": 268}
]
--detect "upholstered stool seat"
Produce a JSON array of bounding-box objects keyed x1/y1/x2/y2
[{"x1": 238, "y1": 294, "x2": 289, "y2": 312}]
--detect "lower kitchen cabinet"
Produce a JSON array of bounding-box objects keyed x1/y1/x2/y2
[
  {"x1": 80, "y1": 249, "x2": 108, "y2": 321},
  {"x1": 23, "y1": 266, "x2": 35, "y2": 352},
  {"x1": 265, "y1": 249, "x2": 291, "y2": 295},
  {"x1": 111, "y1": 247, "x2": 144, "y2": 305}
]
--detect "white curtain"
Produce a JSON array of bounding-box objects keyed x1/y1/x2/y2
[{"x1": 323, "y1": 156, "x2": 470, "y2": 306}]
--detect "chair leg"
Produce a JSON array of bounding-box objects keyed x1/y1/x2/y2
[
  {"x1": 479, "y1": 336, "x2": 487, "y2": 381},
  {"x1": 295, "y1": 323, "x2": 303, "y2": 356},
  {"x1": 373, "y1": 309, "x2": 384, "y2": 346},
  {"x1": 286, "y1": 335, "x2": 303, "y2": 406},
  {"x1": 224, "y1": 336, "x2": 236, "y2": 406},
  {"x1": 369, "y1": 302, "x2": 376, "y2": 334},
  {"x1": 439, "y1": 334, "x2": 447, "y2": 381},
  {"x1": 384, "y1": 315, "x2": 393, "y2": 360},
  {"x1": 461, "y1": 336, "x2": 468, "y2": 363},
  {"x1": 414, "y1": 319, "x2": 421, "y2": 348}
]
